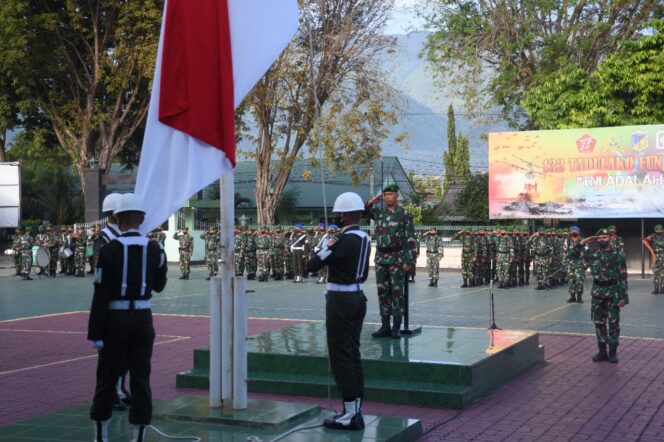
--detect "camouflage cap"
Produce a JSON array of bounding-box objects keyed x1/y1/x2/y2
[
  {"x1": 596, "y1": 228, "x2": 609, "y2": 236},
  {"x1": 607, "y1": 225, "x2": 616, "y2": 230},
  {"x1": 655, "y1": 224, "x2": 663, "y2": 231},
  {"x1": 25, "y1": 226, "x2": 32, "y2": 231},
  {"x1": 382, "y1": 183, "x2": 399, "y2": 193}
]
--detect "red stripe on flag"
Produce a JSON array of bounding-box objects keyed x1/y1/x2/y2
[{"x1": 159, "y1": 0, "x2": 236, "y2": 166}]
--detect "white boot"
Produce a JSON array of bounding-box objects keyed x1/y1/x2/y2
[
  {"x1": 93, "y1": 419, "x2": 109, "y2": 442},
  {"x1": 323, "y1": 398, "x2": 364, "y2": 430},
  {"x1": 130, "y1": 425, "x2": 147, "y2": 442}
]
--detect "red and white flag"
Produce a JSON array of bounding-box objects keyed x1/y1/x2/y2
[{"x1": 136, "y1": 0, "x2": 299, "y2": 233}]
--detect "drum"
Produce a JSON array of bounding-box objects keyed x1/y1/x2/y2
[
  {"x1": 31, "y1": 246, "x2": 40, "y2": 266},
  {"x1": 62, "y1": 248, "x2": 74, "y2": 259},
  {"x1": 4, "y1": 249, "x2": 15, "y2": 256},
  {"x1": 85, "y1": 245, "x2": 93, "y2": 258},
  {"x1": 36, "y1": 246, "x2": 50, "y2": 268}
]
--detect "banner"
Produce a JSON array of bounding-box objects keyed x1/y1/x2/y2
[
  {"x1": 488, "y1": 124, "x2": 664, "y2": 219},
  {"x1": 0, "y1": 162, "x2": 20, "y2": 227}
]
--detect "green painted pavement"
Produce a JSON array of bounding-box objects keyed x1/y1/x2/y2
[
  {"x1": 1, "y1": 266, "x2": 663, "y2": 340},
  {"x1": 0, "y1": 399, "x2": 423, "y2": 442}
]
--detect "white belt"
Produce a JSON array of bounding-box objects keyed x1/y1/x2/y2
[
  {"x1": 326, "y1": 282, "x2": 362, "y2": 292},
  {"x1": 109, "y1": 300, "x2": 151, "y2": 310}
]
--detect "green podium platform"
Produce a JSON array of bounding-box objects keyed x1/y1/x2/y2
[{"x1": 177, "y1": 323, "x2": 545, "y2": 409}]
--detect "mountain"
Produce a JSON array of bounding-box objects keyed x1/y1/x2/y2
[{"x1": 380, "y1": 32, "x2": 510, "y2": 174}]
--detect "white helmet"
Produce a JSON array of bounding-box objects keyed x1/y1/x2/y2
[
  {"x1": 102, "y1": 193, "x2": 120, "y2": 213},
  {"x1": 113, "y1": 193, "x2": 145, "y2": 215},
  {"x1": 332, "y1": 192, "x2": 365, "y2": 213}
]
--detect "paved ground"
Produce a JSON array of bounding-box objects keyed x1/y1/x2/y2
[{"x1": 2, "y1": 264, "x2": 664, "y2": 441}]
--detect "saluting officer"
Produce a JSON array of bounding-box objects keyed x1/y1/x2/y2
[
  {"x1": 88, "y1": 193, "x2": 167, "y2": 442},
  {"x1": 306, "y1": 192, "x2": 371, "y2": 431}
]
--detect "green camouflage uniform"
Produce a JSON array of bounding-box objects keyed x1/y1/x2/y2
[
  {"x1": 409, "y1": 232, "x2": 421, "y2": 281},
  {"x1": 531, "y1": 231, "x2": 551, "y2": 289},
  {"x1": 19, "y1": 231, "x2": 34, "y2": 278},
  {"x1": 522, "y1": 231, "x2": 531, "y2": 284},
  {"x1": 563, "y1": 233, "x2": 586, "y2": 301},
  {"x1": 496, "y1": 231, "x2": 513, "y2": 287},
  {"x1": 201, "y1": 229, "x2": 220, "y2": 278},
  {"x1": 270, "y1": 228, "x2": 286, "y2": 279},
  {"x1": 473, "y1": 232, "x2": 489, "y2": 286},
  {"x1": 74, "y1": 231, "x2": 88, "y2": 276},
  {"x1": 234, "y1": 230, "x2": 246, "y2": 276},
  {"x1": 174, "y1": 230, "x2": 193, "y2": 278},
  {"x1": 369, "y1": 205, "x2": 416, "y2": 319},
  {"x1": 514, "y1": 230, "x2": 526, "y2": 286},
  {"x1": 244, "y1": 231, "x2": 258, "y2": 279},
  {"x1": 584, "y1": 243, "x2": 628, "y2": 346},
  {"x1": 12, "y1": 231, "x2": 22, "y2": 276},
  {"x1": 425, "y1": 232, "x2": 443, "y2": 283},
  {"x1": 645, "y1": 228, "x2": 664, "y2": 294},
  {"x1": 284, "y1": 229, "x2": 294, "y2": 279},
  {"x1": 459, "y1": 230, "x2": 474, "y2": 286},
  {"x1": 256, "y1": 230, "x2": 271, "y2": 281}
]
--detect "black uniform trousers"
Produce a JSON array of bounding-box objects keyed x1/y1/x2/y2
[
  {"x1": 90, "y1": 309, "x2": 155, "y2": 424},
  {"x1": 325, "y1": 290, "x2": 367, "y2": 401}
]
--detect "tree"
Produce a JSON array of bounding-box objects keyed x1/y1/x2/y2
[
  {"x1": 442, "y1": 104, "x2": 456, "y2": 193},
  {"x1": 1, "y1": 1, "x2": 162, "y2": 194},
  {"x1": 443, "y1": 104, "x2": 471, "y2": 193},
  {"x1": 239, "y1": 0, "x2": 400, "y2": 225},
  {"x1": 456, "y1": 172, "x2": 488, "y2": 222},
  {"x1": 7, "y1": 131, "x2": 82, "y2": 224},
  {"x1": 0, "y1": 1, "x2": 29, "y2": 162},
  {"x1": 523, "y1": 19, "x2": 664, "y2": 129},
  {"x1": 422, "y1": 0, "x2": 662, "y2": 126}
]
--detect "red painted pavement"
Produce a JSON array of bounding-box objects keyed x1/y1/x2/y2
[{"x1": 2, "y1": 313, "x2": 664, "y2": 441}]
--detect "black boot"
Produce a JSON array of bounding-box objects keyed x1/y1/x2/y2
[
  {"x1": 592, "y1": 343, "x2": 608, "y2": 362},
  {"x1": 24, "y1": 273, "x2": 33, "y2": 281},
  {"x1": 247, "y1": 273, "x2": 256, "y2": 280},
  {"x1": 566, "y1": 295, "x2": 576, "y2": 303},
  {"x1": 372, "y1": 316, "x2": 391, "y2": 338},
  {"x1": 391, "y1": 316, "x2": 402, "y2": 339},
  {"x1": 205, "y1": 275, "x2": 211, "y2": 281},
  {"x1": 460, "y1": 278, "x2": 468, "y2": 288},
  {"x1": 179, "y1": 274, "x2": 186, "y2": 280},
  {"x1": 428, "y1": 279, "x2": 433, "y2": 287},
  {"x1": 608, "y1": 344, "x2": 619, "y2": 363},
  {"x1": 323, "y1": 398, "x2": 364, "y2": 431},
  {"x1": 434, "y1": 279, "x2": 438, "y2": 287},
  {"x1": 652, "y1": 286, "x2": 659, "y2": 294},
  {"x1": 576, "y1": 295, "x2": 583, "y2": 303},
  {"x1": 469, "y1": 279, "x2": 476, "y2": 287},
  {"x1": 518, "y1": 278, "x2": 524, "y2": 286},
  {"x1": 535, "y1": 283, "x2": 544, "y2": 290}
]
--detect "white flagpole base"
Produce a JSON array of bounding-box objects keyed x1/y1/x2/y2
[
  {"x1": 221, "y1": 271, "x2": 234, "y2": 404},
  {"x1": 232, "y1": 276, "x2": 248, "y2": 410},
  {"x1": 209, "y1": 276, "x2": 222, "y2": 407}
]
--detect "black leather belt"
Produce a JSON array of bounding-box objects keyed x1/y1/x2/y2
[{"x1": 593, "y1": 279, "x2": 618, "y2": 287}]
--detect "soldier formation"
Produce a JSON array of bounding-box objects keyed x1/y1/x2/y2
[
  {"x1": 231, "y1": 224, "x2": 340, "y2": 283},
  {"x1": 10, "y1": 224, "x2": 101, "y2": 280}
]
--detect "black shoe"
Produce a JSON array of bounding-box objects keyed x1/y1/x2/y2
[
  {"x1": 205, "y1": 276, "x2": 211, "y2": 281},
  {"x1": 434, "y1": 279, "x2": 438, "y2": 287},
  {"x1": 112, "y1": 397, "x2": 127, "y2": 411},
  {"x1": 372, "y1": 317, "x2": 392, "y2": 338},
  {"x1": 247, "y1": 274, "x2": 256, "y2": 280},
  {"x1": 535, "y1": 284, "x2": 544, "y2": 290},
  {"x1": 653, "y1": 289, "x2": 659, "y2": 294},
  {"x1": 428, "y1": 280, "x2": 433, "y2": 287},
  {"x1": 323, "y1": 400, "x2": 364, "y2": 431},
  {"x1": 592, "y1": 344, "x2": 608, "y2": 362},
  {"x1": 460, "y1": 278, "x2": 468, "y2": 288},
  {"x1": 566, "y1": 296, "x2": 576, "y2": 303},
  {"x1": 608, "y1": 344, "x2": 619, "y2": 363},
  {"x1": 391, "y1": 317, "x2": 402, "y2": 339},
  {"x1": 179, "y1": 275, "x2": 186, "y2": 280},
  {"x1": 576, "y1": 297, "x2": 584, "y2": 303},
  {"x1": 24, "y1": 275, "x2": 33, "y2": 281}
]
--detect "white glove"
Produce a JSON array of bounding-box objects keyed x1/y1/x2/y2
[{"x1": 91, "y1": 340, "x2": 104, "y2": 350}]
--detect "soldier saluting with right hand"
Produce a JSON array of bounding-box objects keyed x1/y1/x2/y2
[{"x1": 580, "y1": 228, "x2": 628, "y2": 363}]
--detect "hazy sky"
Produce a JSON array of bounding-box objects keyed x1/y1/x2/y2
[{"x1": 385, "y1": 0, "x2": 427, "y2": 35}]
